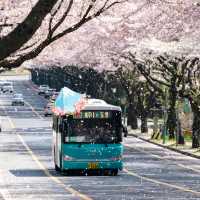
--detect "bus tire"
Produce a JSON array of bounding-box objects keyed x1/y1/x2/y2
[
  {"x1": 55, "y1": 164, "x2": 60, "y2": 172},
  {"x1": 111, "y1": 169, "x2": 118, "y2": 176},
  {"x1": 59, "y1": 152, "x2": 63, "y2": 172},
  {"x1": 54, "y1": 148, "x2": 60, "y2": 172}
]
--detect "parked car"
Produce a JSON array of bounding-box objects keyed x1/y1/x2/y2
[
  {"x1": 44, "y1": 102, "x2": 53, "y2": 117},
  {"x1": 12, "y1": 93, "x2": 24, "y2": 106},
  {"x1": 2, "y1": 81, "x2": 13, "y2": 93},
  {"x1": 38, "y1": 85, "x2": 49, "y2": 95},
  {"x1": 44, "y1": 88, "x2": 56, "y2": 99}
]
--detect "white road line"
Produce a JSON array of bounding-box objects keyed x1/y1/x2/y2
[
  {"x1": 24, "y1": 101, "x2": 43, "y2": 119},
  {"x1": 4, "y1": 104, "x2": 92, "y2": 200},
  {"x1": 124, "y1": 168, "x2": 200, "y2": 196},
  {"x1": 0, "y1": 189, "x2": 12, "y2": 200},
  {"x1": 124, "y1": 143, "x2": 200, "y2": 174},
  {"x1": 0, "y1": 169, "x2": 12, "y2": 200},
  {"x1": 23, "y1": 92, "x2": 200, "y2": 197}
]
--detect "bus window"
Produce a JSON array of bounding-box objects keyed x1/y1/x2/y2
[{"x1": 64, "y1": 119, "x2": 119, "y2": 144}]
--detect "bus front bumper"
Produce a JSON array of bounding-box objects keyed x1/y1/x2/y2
[{"x1": 62, "y1": 160, "x2": 123, "y2": 171}]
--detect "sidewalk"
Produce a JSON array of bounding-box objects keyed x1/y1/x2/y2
[{"x1": 127, "y1": 123, "x2": 200, "y2": 159}]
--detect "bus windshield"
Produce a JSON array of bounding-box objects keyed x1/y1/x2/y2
[{"x1": 64, "y1": 119, "x2": 120, "y2": 144}]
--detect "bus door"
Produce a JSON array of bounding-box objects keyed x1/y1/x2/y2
[
  {"x1": 53, "y1": 116, "x2": 63, "y2": 169},
  {"x1": 57, "y1": 117, "x2": 65, "y2": 169}
]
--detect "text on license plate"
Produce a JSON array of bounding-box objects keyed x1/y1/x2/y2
[{"x1": 88, "y1": 162, "x2": 99, "y2": 169}]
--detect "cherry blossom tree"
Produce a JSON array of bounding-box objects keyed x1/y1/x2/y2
[
  {"x1": 48, "y1": 0, "x2": 200, "y2": 69},
  {"x1": 2, "y1": 0, "x2": 199, "y2": 69},
  {"x1": 0, "y1": 0, "x2": 127, "y2": 70}
]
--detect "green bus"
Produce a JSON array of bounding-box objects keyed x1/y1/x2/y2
[{"x1": 52, "y1": 88, "x2": 124, "y2": 175}]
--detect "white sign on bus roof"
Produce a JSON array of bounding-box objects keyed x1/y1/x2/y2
[{"x1": 83, "y1": 99, "x2": 121, "y2": 112}]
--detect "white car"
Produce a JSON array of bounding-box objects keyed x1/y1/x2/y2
[
  {"x1": 38, "y1": 85, "x2": 49, "y2": 95},
  {"x1": 2, "y1": 81, "x2": 13, "y2": 93},
  {"x1": 50, "y1": 91, "x2": 59, "y2": 102},
  {"x1": 44, "y1": 103, "x2": 53, "y2": 117},
  {"x1": 12, "y1": 93, "x2": 24, "y2": 106},
  {"x1": 44, "y1": 88, "x2": 57, "y2": 99}
]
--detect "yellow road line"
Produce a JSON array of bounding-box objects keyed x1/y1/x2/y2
[
  {"x1": 24, "y1": 101, "x2": 43, "y2": 119},
  {"x1": 5, "y1": 109, "x2": 92, "y2": 200},
  {"x1": 21, "y1": 96, "x2": 200, "y2": 197},
  {"x1": 0, "y1": 102, "x2": 12, "y2": 200},
  {"x1": 123, "y1": 168, "x2": 200, "y2": 196},
  {"x1": 124, "y1": 143, "x2": 200, "y2": 174}
]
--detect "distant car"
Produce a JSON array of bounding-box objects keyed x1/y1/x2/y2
[
  {"x1": 2, "y1": 81, "x2": 13, "y2": 93},
  {"x1": 44, "y1": 88, "x2": 57, "y2": 99},
  {"x1": 50, "y1": 91, "x2": 59, "y2": 102},
  {"x1": 44, "y1": 103, "x2": 53, "y2": 117},
  {"x1": 12, "y1": 93, "x2": 24, "y2": 106},
  {"x1": 38, "y1": 85, "x2": 49, "y2": 95},
  {"x1": 0, "y1": 81, "x2": 6, "y2": 91}
]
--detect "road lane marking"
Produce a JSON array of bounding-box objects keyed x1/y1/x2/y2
[
  {"x1": 5, "y1": 109, "x2": 92, "y2": 200},
  {"x1": 20, "y1": 84, "x2": 200, "y2": 197},
  {"x1": 24, "y1": 101, "x2": 43, "y2": 119},
  {"x1": 124, "y1": 143, "x2": 200, "y2": 174},
  {"x1": 0, "y1": 169, "x2": 12, "y2": 200},
  {"x1": 123, "y1": 168, "x2": 200, "y2": 196},
  {"x1": 16, "y1": 133, "x2": 92, "y2": 200},
  {"x1": 26, "y1": 101, "x2": 200, "y2": 197},
  {"x1": 0, "y1": 189, "x2": 12, "y2": 200},
  {"x1": 25, "y1": 91, "x2": 200, "y2": 176}
]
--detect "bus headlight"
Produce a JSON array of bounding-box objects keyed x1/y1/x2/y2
[
  {"x1": 110, "y1": 155, "x2": 122, "y2": 161},
  {"x1": 63, "y1": 155, "x2": 73, "y2": 161}
]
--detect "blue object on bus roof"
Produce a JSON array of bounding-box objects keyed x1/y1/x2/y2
[{"x1": 55, "y1": 87, "x2": 83, "y2": 113}]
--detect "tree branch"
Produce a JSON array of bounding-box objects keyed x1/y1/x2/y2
[
  {"x1": 51, "y1": 0, "x2": 74, "y2": 34},
  {"x1": 0, "y1": 0, "x2": 60, "y2": 61},
  {"x1": 0, "y1": 1, "x2": 125, "y2": 69}
]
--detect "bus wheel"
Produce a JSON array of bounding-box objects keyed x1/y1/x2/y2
[
  {"x1": 111, "y1": 169, "x2": 118, "y2": 176},
  {"x1": 55, "y1": 164, "x2": 60, "y2": 172},
  {"x1": 103, "y1": 169, "x2": 109, "y2": 176},
  {"x1": 54, "y1": 149, "x2": 60, "y2": 172}
]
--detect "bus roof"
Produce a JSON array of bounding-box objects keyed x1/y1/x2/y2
[
  {"x1": 53, "y1": 87, "x2": 121, "y2": 116},
  {"x1": 82, "y1": 99, "x2": 121, "y2": 112}
]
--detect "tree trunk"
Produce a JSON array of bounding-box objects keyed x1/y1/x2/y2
[
  {"x1": 176, "y1": 120, "x2": 185, "y2": 145},
  {"x1": 167, "y1": 87, "x2": 177, "y2": 139},
  {"x1": 191, "y1": 103, "x2": 200, "y2": 148},
  {"x1": 137, "y1": 93, "x2": 148, "y2": 133},
  {"x1": 127, "y1": 103, "x2": 138, "y2": 129},
  {"x1": 141, "y1": 115, "x2": 148, "y2": 133}
]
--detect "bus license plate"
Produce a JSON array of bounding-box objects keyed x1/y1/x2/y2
[{"x1": 88, "y1": 162, "x2": 99, "y2": 169}]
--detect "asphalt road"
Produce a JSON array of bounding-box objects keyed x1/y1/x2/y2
[{"x1": 0, "y1": 77, "x2": 200, "y2": 200}]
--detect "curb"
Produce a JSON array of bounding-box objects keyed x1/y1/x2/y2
[{"x1": 129, "y1": 133, "x2": 200, "y2": 160}]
